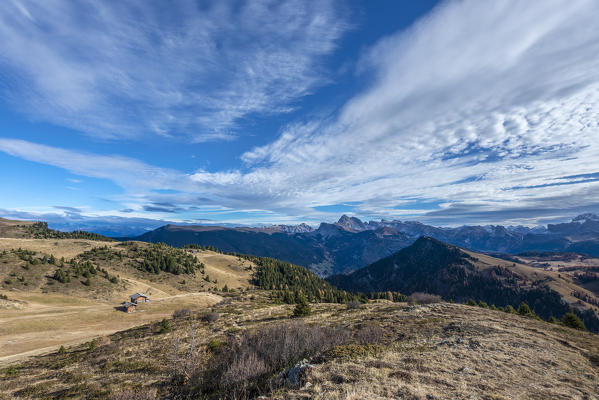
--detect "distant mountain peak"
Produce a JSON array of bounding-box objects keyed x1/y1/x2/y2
[
  {"x1": 336, "y1": 215, "x2": 367, "y2": 232},
  {"x1": 572, "y1": 213, "x2": 599, "y2": 223},
  {"x1": 337, "y1": 214, "x2": 357, "y2": 224},
  {"x1": 270, "y1": 223, "x2": 314, "y2": 234}
]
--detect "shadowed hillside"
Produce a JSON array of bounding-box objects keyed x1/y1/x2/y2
[
  {"x1": 328, "y1": 237, "x2": 599, "y2": 332},
  {"x1": 134, "y1": 223, "x2": 413, "y2": 276},
  {"x1": 131, "y1": 214, "x2": 599, "y2": 277}
]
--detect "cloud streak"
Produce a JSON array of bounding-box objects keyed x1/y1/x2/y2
[{"x1": 0, "y1": 0, "x2": 348, "y2": 141}]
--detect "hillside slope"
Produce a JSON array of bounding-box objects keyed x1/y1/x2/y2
[
  {"x1": 0, "y1": 238, "x2": 256, "y2": 364},
  {"x1": 328, "y1": 237, "x2": 599, "y2": 332},
  {"x1": 2, "y1": 298, "x2": 597, "y2": 399},
  {"x1": 0, "y1": 218, "x2": 36, "y2": 238}
]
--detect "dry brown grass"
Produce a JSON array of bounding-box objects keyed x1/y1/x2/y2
[
  {"x1": 0, "y1": 238, "x2": 118, "y2": 259},
  {"x1": 0, "y1": 240, "x2": 258, "y2": 365},
  {"x1": 0, "y1": 218, "x2": 35, "y2": 239},
  {"x1": 287, "y1": 303, "x2": 599, "y2": 400},
  {"x1": 1, "y1": 297, "x2": 599, "y2": 399},
  {"x1": 193, "y1": 250, "x2": 255, "y2": 290},
  {"x1": 2, "y1": 298, "x2": 598, "y2": 399},
  {"x1": 0, "y1": 291, "x2": 222, "y2": 365}
]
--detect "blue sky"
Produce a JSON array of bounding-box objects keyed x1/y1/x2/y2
[{"x1": 1, "y1": 0, "x2": 599, "y2": 234}]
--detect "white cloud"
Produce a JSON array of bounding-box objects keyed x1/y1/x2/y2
[
  {"x1": 3, "y1": 0, "x2": 599, "y2": 226},
  {"x1": 0, "y1": 138, "x2": 189, "y2": 191},
  {"x1": 233, "y1": 0, "x2": 599, "y2": 224},
  {"x1": 0, "y1": 0, "x2": 348, "y2": 141}
]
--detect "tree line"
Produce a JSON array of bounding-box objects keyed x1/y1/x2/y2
[{"x1": 26, "y1": 222, "x2": 114, "y2": 241}]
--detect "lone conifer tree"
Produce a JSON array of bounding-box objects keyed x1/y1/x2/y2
[
  {"x1": 293, "y1": 294, "x2": 312, "y2": 317},
  {"x1": 561, "y1": 312, "x2": 586, "y2": 331}
]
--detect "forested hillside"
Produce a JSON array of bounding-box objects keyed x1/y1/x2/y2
[{"x1": 329, "y1": 237, "x2": 599, "y2": 332}]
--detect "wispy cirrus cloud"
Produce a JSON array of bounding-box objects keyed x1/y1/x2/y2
[
  {"x1": 0, "y1": 138, "x2": 189, "y2": 191},
  {"x1": 236, "y1": 0, "x2": 599, "y2": 224},
  {"x1": 0, "y1": 0, "x2": 348, "y2": 141}
]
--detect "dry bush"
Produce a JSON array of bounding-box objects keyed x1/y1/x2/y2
[
  {"x1": 216, "y1": 298, "x2": 233, "y2": 306},
  {"x1": 346, "y1": 301, "x2": 362, "y2": 310},
  {"x1": 202, "y1": 312, "x2": 219, "y2": 323},
  {"x1": 170, "y1": 321, "x2": 385, "y2": 399},
  {"x1": 172, "y1": 308, "x2": 191, "y2": 319},
  {"x1": 209, "y1": 321, "x2": 350, "y2": 394},
  {"x1": 408, "y1": 292, "x2": 443, "y2": 305},
  {"x1": 353, "y1": 324, "x2": 385, "y2": 345}
]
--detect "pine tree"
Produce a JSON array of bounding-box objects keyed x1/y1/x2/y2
[
  {"x1": 505, "y1": 305, "x2": 517, "y2": 314},
  {"x1": 293, "y1": 295, "x2": 312, "y2": 317},
  {"x1": 561, "y1": 312, "x2": 586, "y2": 331},
  {"x1": 53, "y1": 269, "x2": 68, "y2": 283},
  {"x1": 517, "y1": 302, "x2": 532, "y2": 316},
  {"x1": 159, "y1": 318, "x2": 172, "y2": 333}
]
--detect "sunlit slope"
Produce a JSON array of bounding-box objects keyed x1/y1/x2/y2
[{"x1": 0, "y1": 238, "x2": 256, "y2": 364}]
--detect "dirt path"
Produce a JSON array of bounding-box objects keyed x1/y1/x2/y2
[{"x1": 116, "y1": 274, "x2": 172, "y2": 299}]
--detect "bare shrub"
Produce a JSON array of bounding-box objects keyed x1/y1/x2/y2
[
  {"x1": 207, "y1": 321, "x2": 350, "y2": 397},
  {"x1": 353, "y1": 324, "x2": 385, "y2": 345},
  {"x1": 202, "y1": 312, "x2": 219, "y2": 323},
  {"x1": 172, "y1": 308, "x2": 191, "y2": 319},
  {"x1": 218, "y1": 351, "x2": 270, "y2": 395},
  {"x1": 346, "y1": 301, "x2": 362, "y2": 310},
  {"x1": 170, "y1": 321, "x2": 385, "y2": 399},
  {"x1": 168, "y1": 324, "x2": 206, "y2": 395},
  {"x1": 408, "y1": 292, "x2": 442, "y2": 305},
  {"x1": 215, "y1": 298, "x2": 233, "y2": 306}
]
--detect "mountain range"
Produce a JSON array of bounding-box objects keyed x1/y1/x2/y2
[{"x1": 132, "y1": 213, "x2": 599, "y2": 276}]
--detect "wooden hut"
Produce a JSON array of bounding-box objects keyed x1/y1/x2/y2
[
  {"x1": 130, "y1": 293, "x2": 150, "y2": 303},
  {"x1": 123, "y1": 302, "x2": 137, "y2": 313}
]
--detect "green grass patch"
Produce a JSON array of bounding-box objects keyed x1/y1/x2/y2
[{"x1": 2, "y1": 366, "x2": 19, "y2": 377}]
